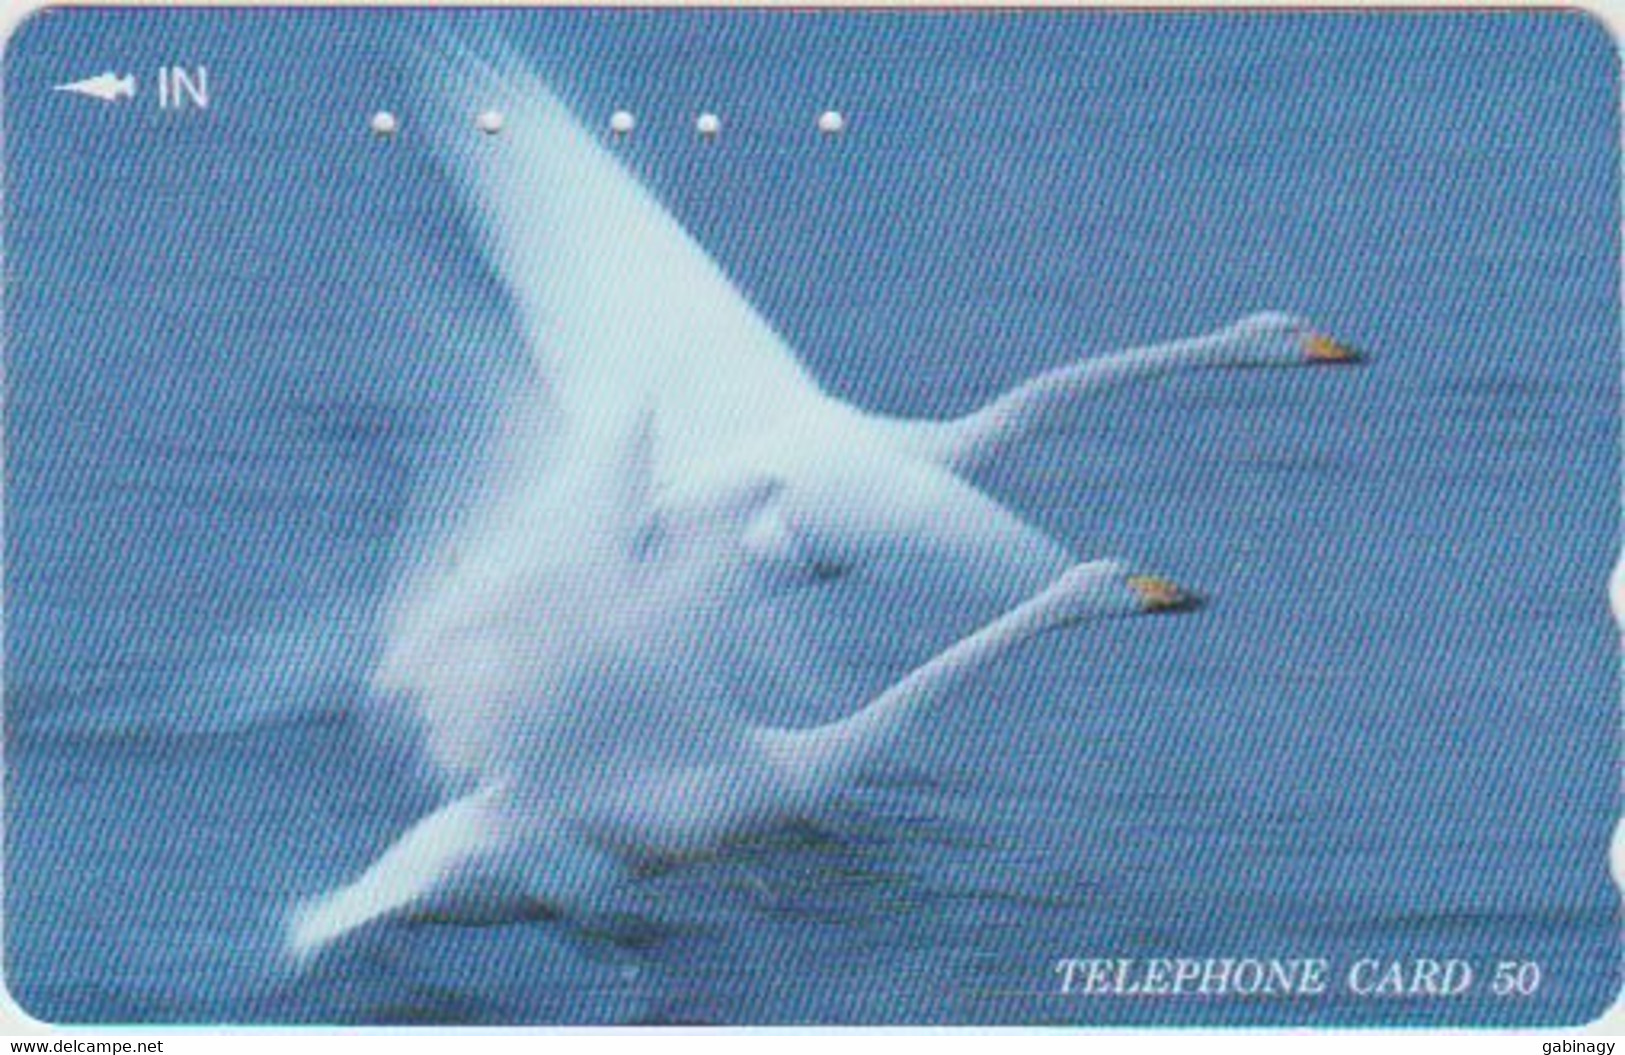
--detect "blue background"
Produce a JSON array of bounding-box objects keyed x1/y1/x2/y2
[{"x1": 3, "y1": 8, "x2": 1619, "y2": 1025}]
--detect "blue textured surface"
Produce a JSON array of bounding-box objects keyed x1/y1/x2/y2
[{"x1": 3, "y1": 8, "x2": 1619, "y2": 1025}]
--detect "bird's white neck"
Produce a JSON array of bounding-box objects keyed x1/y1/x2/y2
[{"x1": 755, "y1": 580, "x2": 1075, "y2": 803}]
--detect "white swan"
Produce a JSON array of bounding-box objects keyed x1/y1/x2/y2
[
  {"x1": 884, "y1": 312, "x2": 1360, "y2": 473},
  {"x1": 287, "y1": 38, "x2": 1364, "y2": 961},
  {"x1": 289, "y1": 558, "x2": 1197, "y2": 961}
]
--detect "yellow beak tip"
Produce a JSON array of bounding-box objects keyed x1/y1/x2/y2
[
  {"x1": 1127, "y1": 575, "x2": 1203, "y2": 613},
  {"x1": 1303, "y1": 333, "x2": 1364, "y2": 365}
]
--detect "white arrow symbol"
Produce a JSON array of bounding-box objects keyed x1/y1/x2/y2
[{"x1": 53, "y1": 72, "x2": 136, "y2": 104}]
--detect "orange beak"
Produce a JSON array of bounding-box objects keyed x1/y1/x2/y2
[
  {"x1": 1303, "y1": 333, "x2": 1363, "y2": 365},
  {"x1": 1127, "y1": 575, "x2": 1204, "y2": 614}
]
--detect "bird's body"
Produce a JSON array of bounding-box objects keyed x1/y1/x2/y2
[
  {"x1": 290, "y1": 556, "x2": 1192, "y2": 960},
  {"x1": 287, "y1": 36, "x2": 1363, "y2": 962}
]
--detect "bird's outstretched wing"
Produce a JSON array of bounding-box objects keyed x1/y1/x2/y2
[{"x1": 411, "y1": 34, "x2": 826, "y2": 474}]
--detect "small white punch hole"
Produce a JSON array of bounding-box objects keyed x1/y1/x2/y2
[
  {"x1": 476, "y1": 110, "x2": 505, "y2": 135},
  {"x1": 370, "y1": 111, "x2": 399, "y2": 137},
  {"x1": 609, "y1": 110, "x2": 635, "y2": 136},
  {"x1": 817, "y1": 110, "x2": 846, "y2": 135},
  {"x1": 695, "y1": 112, "x2": 721, "y2": 139}
]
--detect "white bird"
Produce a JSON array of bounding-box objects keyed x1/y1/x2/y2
[
  {"x1": 288, "y1": 37, "x2": 1363, "y2": 962},
  {"x1": 290, "y1": 556, "x2": 1198, "y2": 961}
]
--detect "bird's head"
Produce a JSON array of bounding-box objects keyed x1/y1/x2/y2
[
  {"x1": 1032, "y1": 560, "x2": 1205, "y2": 629},
  {"x1": 1224, "y1": 311, "x2": 1364, "y2": 367}
]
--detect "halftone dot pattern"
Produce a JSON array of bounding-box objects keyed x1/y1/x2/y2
[{"x1": 1, "y1": 7, "x2": 1618, "y2": 1028}]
